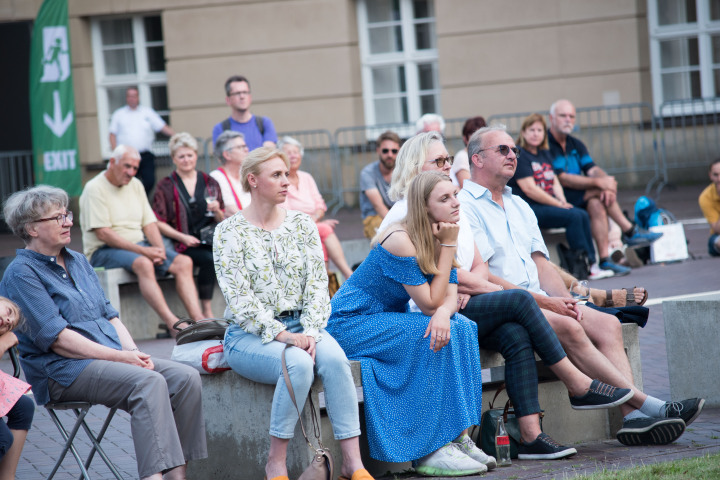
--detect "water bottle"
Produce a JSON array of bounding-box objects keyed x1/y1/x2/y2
[{"x1": 495, "y1": 417, "x2": 512, "y2": 467}]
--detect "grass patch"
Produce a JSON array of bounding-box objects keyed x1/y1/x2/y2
[{"x1": 574, "y1": 453, "x2": 720, "y2": 479}]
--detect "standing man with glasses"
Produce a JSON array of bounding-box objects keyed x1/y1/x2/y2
[
  {"x1": 211, "y1": 75, "x2": 278, "y2": 150},
  {"x1": 109, "y1": 86, "x2": 175, "y2": 194},
  {"x1": 359, "y1": 131, "x2": 401, "y2": 239},
  {"x1": 547, "y1": 99, "x2": 662, "y2": 276}
]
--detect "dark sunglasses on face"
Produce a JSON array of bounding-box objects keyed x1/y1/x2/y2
[
  {"x1": 428, "y1": 155, "x2": 454, "y2": 168},
  {"x1": 479, "y1": 144, "x2": 520, "y2": 158},
  {"x1": 381, "y1": 148, "x2": 399, "y2": 154}
]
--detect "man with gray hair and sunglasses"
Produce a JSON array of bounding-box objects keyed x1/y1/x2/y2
[{"x1": 458, "y1": 124, "x2": 703, "y2": 447}]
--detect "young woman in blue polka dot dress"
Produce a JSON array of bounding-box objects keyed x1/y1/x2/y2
[{"x1": 327, "y1": 172, "x2": 491, "y2": 477}]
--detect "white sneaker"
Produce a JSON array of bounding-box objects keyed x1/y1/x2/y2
[
  {"x1": 415, "y1": 442, "x2": 487, "y2": 477},
  {"x1": 589, "y1": 263, "x2": 614, "y2": 280},
  {"x1": 453, "y1": 434, "x2": 497, "y2": 470}
]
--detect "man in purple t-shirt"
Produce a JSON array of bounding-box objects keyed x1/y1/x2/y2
[{"x1": 211, "y1": 75, "x2": 278, "y2": 150}]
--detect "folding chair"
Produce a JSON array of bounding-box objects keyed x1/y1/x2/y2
[
  {"x1": 44, "y1": 402, "x2": 124, "y2": 480},
  {"x1": 8, "y1": 349, "x2": 124, "y2": 480}
]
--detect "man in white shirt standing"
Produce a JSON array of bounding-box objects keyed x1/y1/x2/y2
[{"x1": 109, "y1": 86, "x2": 175, "y2": 194}]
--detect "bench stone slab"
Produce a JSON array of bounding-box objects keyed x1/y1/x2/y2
[{"x1": 663, "y1": 298, "x2": 720, "y2": 407}]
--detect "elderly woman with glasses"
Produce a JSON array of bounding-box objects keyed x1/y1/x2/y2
[
  {"x1": 214, "y1": 147, "x2": 372, "y2": 480},
  {"x1": 278, "y1": 136, "x2": 354, "y2": 281},
  {"x1": 0, "y1": 185, "x2": 207, "y2": 480},
  {"x1": 152, "y1": 132, "x2": 224, "y2": 318},
  {"x1": 211, "y1": 130, "x2": 252, "y2": 216}
]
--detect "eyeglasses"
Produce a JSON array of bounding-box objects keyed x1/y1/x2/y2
[
  {"x1": 228, "y1": 90, "x2": 250, "y2": 97},
  {"x1": 228, "y1": 144, "x2": 249, "y2": 151},
  {"x1": 478, "y1": 145, "x2": 520, "y2": 158},
  {"x1": 381, "y1": 148, "x2": 399, "y2": 154},
  {"x1": 36, "y1": 211, "x2": 73, "y2": 225},
  {"x1": 428, "y1": 155, "x2": 454, "y2": 168}
]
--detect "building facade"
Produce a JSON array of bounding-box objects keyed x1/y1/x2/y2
[{"x1": 0, "y1": 0, "x2": 717, "y2": 186}]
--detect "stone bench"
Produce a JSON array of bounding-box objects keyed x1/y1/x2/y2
[
  {"x1": 188, "y1": 323, "x2": 641, "y2": 479},
  {"x1": 663, "y1": 294, "x2": 720, "y2": 407},
  {"x1": 94, "y1": 268, "x2": 226, "y2": 340}
]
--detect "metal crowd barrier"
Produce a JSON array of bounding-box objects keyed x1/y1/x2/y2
[
  {"x1": 656, "y1": 97, "x2": 720, "y2": 193},
  {"x1": 0, "y1": 151, "x2": 34, "y2": 232},
  {"x1": 488, "y1": 103, "x2": 661, "y2": 193},
  {"x1": 8, "y1": 100, "x2": 719, "y2": 210}
]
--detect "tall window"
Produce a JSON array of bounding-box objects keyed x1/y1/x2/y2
[
  {"x1": 91, "y1": 15, "x2": 169, "y2": 157},
  {"x1": 357, "y1": 0, "x2": 439, "y2": 127},
  {"x1": 648, "y1": 0, "x2": 720, "y2": 113}
]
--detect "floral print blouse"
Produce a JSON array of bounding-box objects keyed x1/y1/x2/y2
[{"x1": 213, "y1": 209, "x2": 330, "y2": 344}]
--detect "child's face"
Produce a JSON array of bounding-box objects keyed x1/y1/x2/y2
[{"x1": 0, "y1": 301, "x2": 18, "y2": 335}]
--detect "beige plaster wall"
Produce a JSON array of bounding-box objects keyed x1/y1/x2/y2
[
  {"x1": 436, "y1": 0, "x2": 652, "y2": 119},
  {"x1": 1, "y1": 0, "x2": 654, "y2": 170}
]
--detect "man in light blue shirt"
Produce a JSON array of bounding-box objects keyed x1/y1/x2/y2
[{"x1": 459, "y1": 125, "x2": 699, "y2": 446}]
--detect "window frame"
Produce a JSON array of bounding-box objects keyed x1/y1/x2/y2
[
  {"x1": 90, "y1": 13, "x2": 169, "y2": 158},
  {"x1": 356, "y1": 0, "x2": 440, "y2": 132},
  {"x1": 648, "y1": 0, "x2": 720, "y2": 115}
]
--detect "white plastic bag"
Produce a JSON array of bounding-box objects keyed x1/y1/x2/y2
[{"x1": 171, "y1": 340, "x2": 230, "y2": 374}]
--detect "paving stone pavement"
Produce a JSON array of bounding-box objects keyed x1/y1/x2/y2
[{"x1": 4, "y1": 183, "x2": 719, "y2": 479}]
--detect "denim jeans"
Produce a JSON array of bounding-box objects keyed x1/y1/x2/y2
[
  {"x1": 709, "y1": 234, "x2": 720, "y2": 257},
  {"x1": 531, "y1": 203, "x2": 597, "y2": 264},
  {"x1": 224, "y1": 315, "x2": 361, "y2": 440}
]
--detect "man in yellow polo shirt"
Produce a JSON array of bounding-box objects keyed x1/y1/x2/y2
[
  {"x1": 698, "y1": 159, "x2": 720, "y2": 257},
  {"x1": 80, "y1": 145, "x2": 204, "y2": 334}
]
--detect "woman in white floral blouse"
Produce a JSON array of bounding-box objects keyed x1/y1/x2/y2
[{"x1": 213, "y1": 147, "x2": 372, "y2": 480}]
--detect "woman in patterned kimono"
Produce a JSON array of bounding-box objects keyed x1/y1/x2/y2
[{"x1": 213, "y1": 147, "x2": 372, "y2": 480}]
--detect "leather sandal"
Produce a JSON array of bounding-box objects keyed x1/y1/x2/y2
[
  {"x1": 605, "y1": 287, "x2": 648, "y2": 308},
  {"x1": 338, "y1": 468, "x2": 375, "y2": 480}
]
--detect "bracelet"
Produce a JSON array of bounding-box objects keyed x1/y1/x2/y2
[
  {"x1": 129, "y1": 347, "x2": 139, "y2": 352},
  {"x1": 440, "y1": 243, "x2": 457, "y2": 247}
]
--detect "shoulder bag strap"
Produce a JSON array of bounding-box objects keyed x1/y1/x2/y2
[
  {"x1": 281, "y1": 343, "x2": 324, "y2": 450},
  {"x1": 217, "y1": 167, "x2": 243, "y2": 210}
]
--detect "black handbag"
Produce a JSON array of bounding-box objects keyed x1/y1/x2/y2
[
  {"x1": 479, "y1": 385, "x2": 543, "y2": 459},
  {"x1": 557, "y1": 243, "x2": 590, "y2": 280},
  {"x1": 173, "y1": 318, "x2": 229, "y2": 345}
]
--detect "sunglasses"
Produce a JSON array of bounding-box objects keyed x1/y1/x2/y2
[
  {"x1": 478, "y1": 144, "x2": 520, "y2": 158},
  {"x1": 36, "y1": 211, "x2": 73, "y2": 226},
  {"x1": 381, "y1": 148, "x2": 399, "y2": 154},
  {"x1": 427, "y1": 155, "x2": 454, "y2": 168}
]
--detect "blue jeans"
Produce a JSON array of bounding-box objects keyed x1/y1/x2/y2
[
  {"x1": 709, "y1": 234, "x2": 720, "y2": 257},
  {"x1": 224, "y1": 315, "x2": 360, "y2": 440},
  {"x1": 90, "y1": 240, "x2": 178, "y2": 276},
  {"x1": 531, "y1": 203, "x2": 597, "y2": 264}
]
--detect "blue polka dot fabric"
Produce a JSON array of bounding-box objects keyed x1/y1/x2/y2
[{"x1": 327, "y1": 245, "x2": 483, "y2": 462}]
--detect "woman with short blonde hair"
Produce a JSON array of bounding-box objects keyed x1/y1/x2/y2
[{"x1": 215, "y1": 146, "x2": 372, "y2": 480}]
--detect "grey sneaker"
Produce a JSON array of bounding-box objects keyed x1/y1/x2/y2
[
  {"x1": 616, "y1": 417, "x2": 685, "y2": 446},
  {"x1": 453, "y1": 434, "x2": 497, "y2": 470},
  {"x1": 517, "y1": 433, "x2": 577, "y2": 460},
  {"x1": 569, "y1": 380, "x2": 634, "y2": 410},
  {"x1": 415, "y1": 443, "x2": 487, "y2": 477},
  {"x1": 662, "y1": 398, "x2": 705, "y2": 426}
]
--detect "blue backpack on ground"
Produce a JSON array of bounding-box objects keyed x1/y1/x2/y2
[{"x1": 634, "y1": 196, "x2": 676, "y2": 229}]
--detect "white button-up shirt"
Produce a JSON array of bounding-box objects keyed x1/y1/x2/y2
[{"x1": 458, "y1": 180, "x2": 549, "y2": 295}]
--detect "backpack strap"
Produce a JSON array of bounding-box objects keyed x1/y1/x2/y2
[
  {"x1": 255, "y1": 115, "x2": 264, "y2": 136},
  {"x1": 221, "y1": 116, "x2": 263, "y2": 136},
  {"x1": 221, "y1": 117, "x2": 231, "y2": 132}
]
